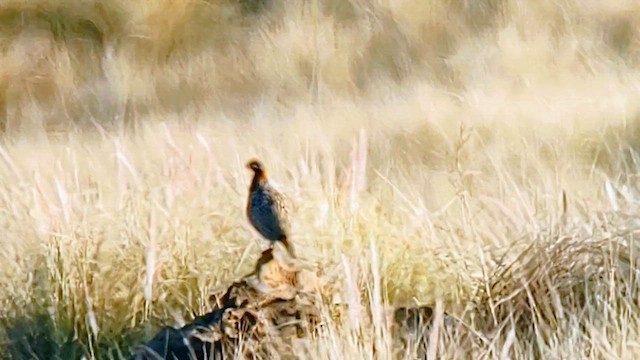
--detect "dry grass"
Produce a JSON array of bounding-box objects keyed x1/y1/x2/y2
[{"x1": 0, "y1": 0, "x2": 640, "y2": 358}]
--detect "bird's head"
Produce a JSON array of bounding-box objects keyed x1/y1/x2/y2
[{"x1": 246, "y1": 158, "x2": 265, "y2": 174}]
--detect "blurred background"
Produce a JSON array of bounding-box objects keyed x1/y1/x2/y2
[{"x1": 1, "y1": 0, "x2": 638, "y2": 134}]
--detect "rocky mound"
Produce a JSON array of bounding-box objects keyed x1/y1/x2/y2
[{"x1": 129, "y1": 244, "x2": 440, "y2": 359}]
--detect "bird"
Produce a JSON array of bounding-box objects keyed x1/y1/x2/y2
[{"x1": 245, "y1": 158, "x2": 295, "y2": 257}]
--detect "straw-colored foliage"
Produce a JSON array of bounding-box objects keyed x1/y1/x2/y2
[{"x1": 0, "y1": 0, "x2": 639, "y2": 358}]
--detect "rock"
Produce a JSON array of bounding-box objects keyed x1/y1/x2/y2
[
  {"x1": 130, "y1": 246, "x2": 322, "y2": 359},
  {"x1": 130, "y1": 244, "x2": 458, "y2": 359}
]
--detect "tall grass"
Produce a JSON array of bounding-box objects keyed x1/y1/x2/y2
[{"x1": 0, "y1": 0, "x2": 639, "y2": 358}]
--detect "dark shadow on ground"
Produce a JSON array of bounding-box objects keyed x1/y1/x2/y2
[{"x1": 1, "y1": 311, "x2": 149, "y2": 360}]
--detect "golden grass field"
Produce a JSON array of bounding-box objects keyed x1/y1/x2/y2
[{"x1": 1, "y1": 0, "x2": 640, "y2": 358}]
